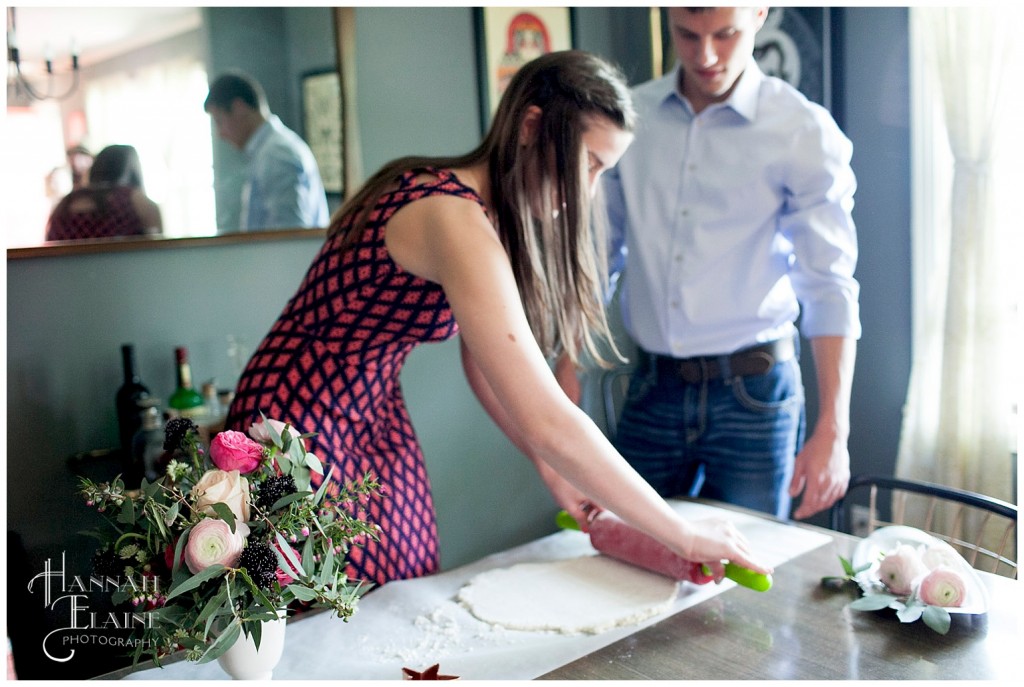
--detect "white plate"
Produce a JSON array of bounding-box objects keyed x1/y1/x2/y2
[{"x1": 851, "y1": 525, "x2": 989, "y2": 614}]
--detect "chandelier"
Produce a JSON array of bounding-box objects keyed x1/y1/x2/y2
[{"x1": 6, "y1": 7, "x2": 80, "y2": 102}]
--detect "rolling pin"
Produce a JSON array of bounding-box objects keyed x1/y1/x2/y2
[{"x1": 557, "y1": 510, "x2": 773, "y2": 591}]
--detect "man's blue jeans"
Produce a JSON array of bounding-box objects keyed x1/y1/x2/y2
[{"x1": 613, "y1": 347, "x2": 805, "y2": 520}]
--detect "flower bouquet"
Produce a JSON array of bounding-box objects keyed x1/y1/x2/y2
[
  {"x1": 79, "y1": 413, "x2": 381, "y2": 667},
  {"x1": 823, "y1": 526, "x2": 985, "y2": 635}
]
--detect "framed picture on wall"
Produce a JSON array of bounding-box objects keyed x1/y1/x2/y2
[
  {"x1": 754, "y1": 7, "x2": 832, "y2": 108},
  {"x1": 652, "y1": 7, "x2": 834, "y2": 111},
  {"x1": 301, "y1": 69, "x2": 344, "y2": 195},
  {"x1": 474, "y1": 6, "x2": 574, "y2": 133}
]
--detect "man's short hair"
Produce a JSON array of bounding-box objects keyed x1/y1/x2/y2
[{"x1": 204, "y1": 71, "x2": 267, "y2": 113}]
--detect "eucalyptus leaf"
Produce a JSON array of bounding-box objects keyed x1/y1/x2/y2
[
  {"x1": 234, "y1": 567, "x2": 280, "y2": 616},
  {"x1": 260, "y1": 410, "x2": 284, "y2": 448},
  {"x1": 142, "y1": 479, "x2": 162, "y2": 498},
  {"x1": 164, "y1": 501, "x2": 181, "y2": 527},
  {"x1": 896, "y1": 602, "x2": 924, "y2": 623},
  {"x1": 166, "y1": 564, "x2": 227, "y2": 601},
  {"x1": 210, "y1": 503, "x2": 237, "y2": 532},
  {"x1": 286, "y1": 584, "x2": 320, "y2": 601},
  {"x1": 301, "y1": 534, "x2": 315, "y2": 576},
  {"x1": 275, "y1": 532, "x2": 305, "y2": 579},
  {"x1": 269, "y1": 492, "x2": 311, "y2": 511},
  {"x1": 312, "y1": 466, "x2": 334, "y2": 506},
  {"x1": 196, "y1": 620, "x2": 241, "y2": 664},
  {"x1": 922, "y1": 605, "x2": 951, "y2": 635},
  {"x1": 196, "y1": 585, "x2": 230, "y2": 627},
  {"x1": 117, "y1": 497, "x2": 137, "y2": 525},
  {"x1": 320, "y1": 548, "x2": 336, "y2": 584},
  {"x1": 172, "y1": 528, "x2": 189, "y2": 576},
  {"x1": 305, "y1": 452, "x2": 325, "y2": 475},
  {"x1": 247, "y1": 620, "x2": 264, "y2": 651},
  {"x1": 848, "y1": 593, "x2": 897, "y2": 611}
]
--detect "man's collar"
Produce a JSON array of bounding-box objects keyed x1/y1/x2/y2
[
  {"x1": 660, "y1": 58, "x2": 764, "y2": 121},
  {"x1": 243, "y1": 115, "x2": 277, "y2": 156}
]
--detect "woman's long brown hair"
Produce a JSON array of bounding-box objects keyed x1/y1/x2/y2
[{"x1": 328, "y1": 50, "x2": 635, "y2": 368}]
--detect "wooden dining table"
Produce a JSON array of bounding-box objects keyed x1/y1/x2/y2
[
  {"x1": 107, "y1": 499, "x2": 1018, "y2": 681},
  {"x1": 541, "y1": 512, "x2": 1020, "y2": 681}
]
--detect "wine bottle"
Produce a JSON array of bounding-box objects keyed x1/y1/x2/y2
[
  {"x1": 115, "y1": 344, "x2": 151, "y2": 458},
  {"x1": 168, "y1": 346, "x2": 205, "y2": 419}
]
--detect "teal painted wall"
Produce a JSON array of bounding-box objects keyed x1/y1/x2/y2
[{"x1": 6, "y1": 7, "x2": 912, "y2": 678}]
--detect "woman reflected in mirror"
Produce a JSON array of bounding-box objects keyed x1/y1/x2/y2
[{"x1": 45, "y1": 144, "x2": 163, "y2": 242}]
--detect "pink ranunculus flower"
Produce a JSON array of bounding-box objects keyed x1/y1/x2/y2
[
  {"x1": 273, "y1": 539, "x2": 303, "y2": 586},
  {"x1": 918, "y1": 566, "x2": 967, "y2": 607},
  {"x1": 184, "y1": 518, "x2": 245, "y2": 574},
  {"x1": 877, "y1": 544, "x2": 929, "y2": 595},
  {"x1": 248, "y1": 418, "x2": 302, "y2": 445},
  {"x1": 210, "y1": 430, "x2": 265, "y2": 474},
  {"x1": 192, "y1": 469, "x2": 251, "y2": 523}
]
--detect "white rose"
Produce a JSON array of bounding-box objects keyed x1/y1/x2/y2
[{"x1": 192, "y1": 469, "x2": 251, "y2": 523}]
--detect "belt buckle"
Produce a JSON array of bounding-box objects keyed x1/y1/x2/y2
[{"x1": 678, "y1": 359, "x2": 709, "y2": 384}]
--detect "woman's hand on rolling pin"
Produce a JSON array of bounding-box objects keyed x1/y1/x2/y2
[{"x1": 679, "y1": 517, "x2": 773, "y2": 580}]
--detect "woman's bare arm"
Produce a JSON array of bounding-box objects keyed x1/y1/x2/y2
[{"x1": 385, "y1": 193, "x2": 771, "y2": 575}]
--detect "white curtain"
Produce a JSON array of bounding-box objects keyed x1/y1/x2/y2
[
  {"x1": 899, "y1": 7, "x2": 1020, "y2": 523},
  {"x1": 84, "y1": 57, "x2": 215, "y2": 238}
]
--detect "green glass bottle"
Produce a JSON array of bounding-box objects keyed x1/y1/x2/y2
[{"x1": 168, "y1": 346, "x2": 204, "y2": 419}]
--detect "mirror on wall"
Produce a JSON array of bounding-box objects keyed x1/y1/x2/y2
[{"x1": 4, "y1": 6, "x2": 347, "y2": 251}]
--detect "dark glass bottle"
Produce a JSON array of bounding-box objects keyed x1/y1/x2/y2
[{"x1": 115, "y1": 344, "x2": 151, "y2": 459}]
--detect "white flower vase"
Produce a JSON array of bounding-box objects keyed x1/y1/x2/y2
[{"x1": 217, "y1": 615, "x2": 287, "y2": 680}]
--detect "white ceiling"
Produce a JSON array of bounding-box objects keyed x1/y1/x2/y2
[{"x1": 8, "y1": 6, "x2": 202, "y2": 72}]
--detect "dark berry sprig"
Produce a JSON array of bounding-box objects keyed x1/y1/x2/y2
[
  {"x1": 238, "y1": 539, "x2": 278, "y2": 590},
  {"x1": 256, "y1": 475, "x2": 298, "y2": 512}
]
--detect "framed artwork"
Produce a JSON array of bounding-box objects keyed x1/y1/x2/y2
[
  {"x1": 754, "y1": 7, "x2": 832, "y2": 109},
  {"x1": 475, "y1": 6, "x2": 574, "y2": 133},
  {"x1": 652, "y1": 7, "x2": 835, "y2": 111},
  {"x1": 301, "y1": 69, "x2": 344, "y2": 195}
]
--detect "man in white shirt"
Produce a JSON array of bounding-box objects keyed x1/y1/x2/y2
[
  {"x1": 603, "y1": 7, "x2": 860, "y2": 520},
  {"x1": 204, "y1": 71, "x2": 329, "y2": 231}
]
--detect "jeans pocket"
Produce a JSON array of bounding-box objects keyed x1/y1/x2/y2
[
  {"x1": 623, "y1": 364, "x2": 656, "y2": 408},
  {"x1": 731, "y1": 358, "x2": 803, "y2": 413}
]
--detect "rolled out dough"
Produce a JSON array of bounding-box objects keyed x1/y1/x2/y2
[{"x1": 456, "y1": 554, "x2": 679, "y2": 635}]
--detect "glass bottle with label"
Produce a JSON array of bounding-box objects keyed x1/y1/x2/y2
[
  {"x1": 132, "y1": 399, "x2": 167, "y2": 483},
  {"x1": 168, "y1": 346, "x2": 204, "y2": 419}
]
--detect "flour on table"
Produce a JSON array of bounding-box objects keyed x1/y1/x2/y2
[{"x1": 457, "y1": 554, "x2": 679, "y2": 635}]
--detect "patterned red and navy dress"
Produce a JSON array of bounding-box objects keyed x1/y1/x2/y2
[
  {"x1": 46, "y1": 186, "x2": 146, "y2": 241},
  {"x1": 225, "y1": 168, "x2": 485, "y2": 586}
]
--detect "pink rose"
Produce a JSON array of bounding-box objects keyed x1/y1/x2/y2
[
  {"x1": 248, "y1": 418, "x2": 302, "y2": 446},
  {"x1": 184, "y1": 518, "x2": 245, "y2": 574},
  {"x1": 877, "y1": 544, "x2": 929, "y2": 595},
  {"x1": 273, "y1": 540, "x2": 303, "y2": 586},
  {"x1": 918, "y1": 566, "x2": 967, "y2": 607},
  {"x1": 192, "y1": 469, "x2": 251, "y2": 523},
  {"x1": 210, "y1": 430, "x2": 265, "y2": 474}
]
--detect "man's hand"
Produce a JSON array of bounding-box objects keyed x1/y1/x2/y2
[{"x1": 788, "y1": 430, "x2": 850, "y2": 519}]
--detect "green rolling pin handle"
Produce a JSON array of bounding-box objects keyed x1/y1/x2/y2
[
  {"x1": 555, "y1": 510, "x2": 582, "y2": 531},
  {"x1": 702, "y1": 562, "x2": 774, "y2": 592}
]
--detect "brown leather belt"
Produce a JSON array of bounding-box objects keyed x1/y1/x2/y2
[{"x1": 650, "y1": 337, "x2": 795, "y2": 384}]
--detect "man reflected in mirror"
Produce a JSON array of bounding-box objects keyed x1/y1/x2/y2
[{"x1": 204, "y1": 71, "x2": 329, "y2": 231}]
